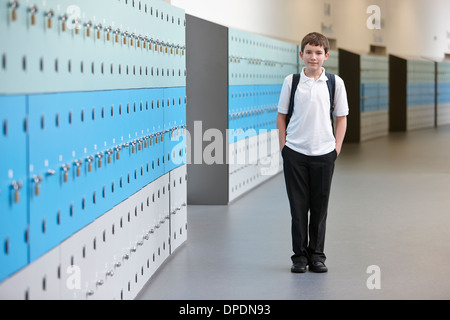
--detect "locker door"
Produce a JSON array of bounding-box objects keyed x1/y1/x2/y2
[{"x1": 0, "y1": 95, "x2": 29, "y2": 283}]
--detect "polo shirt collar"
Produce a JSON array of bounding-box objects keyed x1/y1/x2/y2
[{"x1": 300, "y1": 67, "x2": 328, "y2": 83}]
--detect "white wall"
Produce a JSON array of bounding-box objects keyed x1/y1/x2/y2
[
  {"x1": 384, "y1": 0, "x2": 450, "y2": 60},
  {"x1": 170, "y1": 0, "x2": 322, "y2": 44},
  {"x1": 169, "y1": 0, "x2": 450, "y2": 59}
]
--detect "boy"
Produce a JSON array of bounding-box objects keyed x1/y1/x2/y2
[{"x1": 276, "y1": 32, "x2": 348, "y2": 273}]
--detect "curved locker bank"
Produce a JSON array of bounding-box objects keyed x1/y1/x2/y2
[{"x1": 0, "y1": 0, "x2": 187, "y2": 299}]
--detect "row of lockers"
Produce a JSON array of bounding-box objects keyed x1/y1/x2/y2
[
  {"x1": 228, "y1": 84, "x2": 280, "y2": 143},
  {"x1": 1, "y1": 0, "x2": 187, "y2": 290},
  {"x1": 0, "y1": 0, "x2": 186, "y2": 94},
  {"x1": 229, "y1": 28, "x2": 298, "y2": 86},
  {"x1": 229, "y1": 28, "x2": 298, "y2": 67},
  {"x1": 338, "y1": 49, "x2": 450, "y2": 142},
  {"x1": 360, "y1": 83, "x2": 389, "y2": 112},
  {"x1": 0, "y1": 166, "x2": 187, "y2": 300},
  {"x1": 326, "y1": 52, "x2": 450, "y2": 112},
  {"x1": 226, "y1": 28, "x2": 292, "y2": 202},
  {"x1": 0, "y1": 87, "x2": 186, "y2": 282}
]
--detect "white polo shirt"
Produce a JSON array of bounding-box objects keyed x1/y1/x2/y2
[{"x1": 278, "y1": 68, "x2": 349, "y2": 156}]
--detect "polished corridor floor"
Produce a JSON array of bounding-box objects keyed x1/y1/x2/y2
[{"x1": 137, "y1": 126, "x2": 450, "y2": 300}]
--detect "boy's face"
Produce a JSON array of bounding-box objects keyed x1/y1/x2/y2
[{"x1": 300, "y1": 44, "x2": 329, "y2": 73}]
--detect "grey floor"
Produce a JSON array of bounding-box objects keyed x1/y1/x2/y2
[{"x1": 137, "y1": 126, "x2": 450, "y2": 300}]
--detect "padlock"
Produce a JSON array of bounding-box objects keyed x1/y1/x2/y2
[
  {"x1": 96, "y1": 24, "x2": 102, "y2": 39},
  {"x1": 60, "y1": 14, "x2": 68, "y2": 32},
  {"x1": 28, "y1": 5, "x2": 38, "y2": 26},
  {"x1": 143, "y1": 36, "x2": 148, "y2": 49},
  {"x1": 131, "y1": 141, "x2": 136, "y2": 154},
  {"x1": 107, "y1": 150, "x2": 112, "y2": 164},
  {"x1": 46, "y1": 10, "x2": 54, "y2": 29},
  {"x1": 85, "y1": 21, "x2": 92, "y2": 37},
  {"x1": 75, "y1": 18, "x2": 81, "y2": 34},
  {"x1": 115, "y1": 146, "x2": 121, "y2": 160},
  {"x1": 87, "y1": 156, "x2": 94, "y2": 172},
  {"x1": 9, "y1": 1, "x2": 19, "y2": 22},
  {"x1": 11, "y1": 180, "x2": 22, "y2": 203},
  {"x1": 105, "y1": 26, "x2": 112, "y2": 41},
  {"x1": 74, "y1": 160, "x2": 82, "y2": 177},
  {"x1": 62, "y1": 164, "x2": 70, "y2": 183},
  {"x1": 32, "y1": 175, "x2": 41, "y2": 196},
  {"x1": 97, "y1": 152, "x2": 103, "y2": 168},
  {"x1": 115, "y1": 29, "x2": 120, "y2": 43},
  {"x1": 123, "y1": 31, "x2": 128, "y2": 45}
]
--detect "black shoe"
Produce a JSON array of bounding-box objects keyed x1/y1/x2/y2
[
  {"x1": 309, "y1": 261, "x2": 328, "y2": 273},
  {"x1": 291, "y1": 262, "x2": 307, "y2": 273}
]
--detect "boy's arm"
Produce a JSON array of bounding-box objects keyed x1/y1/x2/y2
[
  {"x1": 276, "y1": 113, "x2": 287, "y2": 151},
  {"x1": 335, "y1": 116, "x2": 347, "y2": 156}
]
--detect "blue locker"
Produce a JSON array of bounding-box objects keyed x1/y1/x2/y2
[
  {"x1": 164, "y1": 87, "x2": 187, "y2": 173},
  {"x1": 27, "y1": 88, "x2": 168, "y2": 261},
  {"x1": 0, "y1": 95, "x2": 29, "y2": 282},
  {"x1": 28, "y1": 92, "x2": 90, "y2": 261}
]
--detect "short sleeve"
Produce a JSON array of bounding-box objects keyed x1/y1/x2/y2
[
  {"x1": 277, "y1": 74, "x2": 293, "y2": 115},
  {"x1": 332, "y1": 75, "x2": 349, "y2": 117}
]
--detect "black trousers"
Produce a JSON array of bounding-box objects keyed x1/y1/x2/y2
[{"x1": 282, "y1": 146, "x2": 337, "y2": 264}]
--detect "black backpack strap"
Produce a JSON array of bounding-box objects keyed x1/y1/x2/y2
[
  {"x1": 326, "y1": 72, "x2": 336, "y2": 113},
  {"x1": 286, "y1": 74, "x2": 300, "y2": 128},
  {"x1": 325, "y1": 72, "x2": 336, "y2": 133}
]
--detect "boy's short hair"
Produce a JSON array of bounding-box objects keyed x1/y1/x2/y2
[{"x1": 301, "y1": 32, "x2": 330, "y2": 54}]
